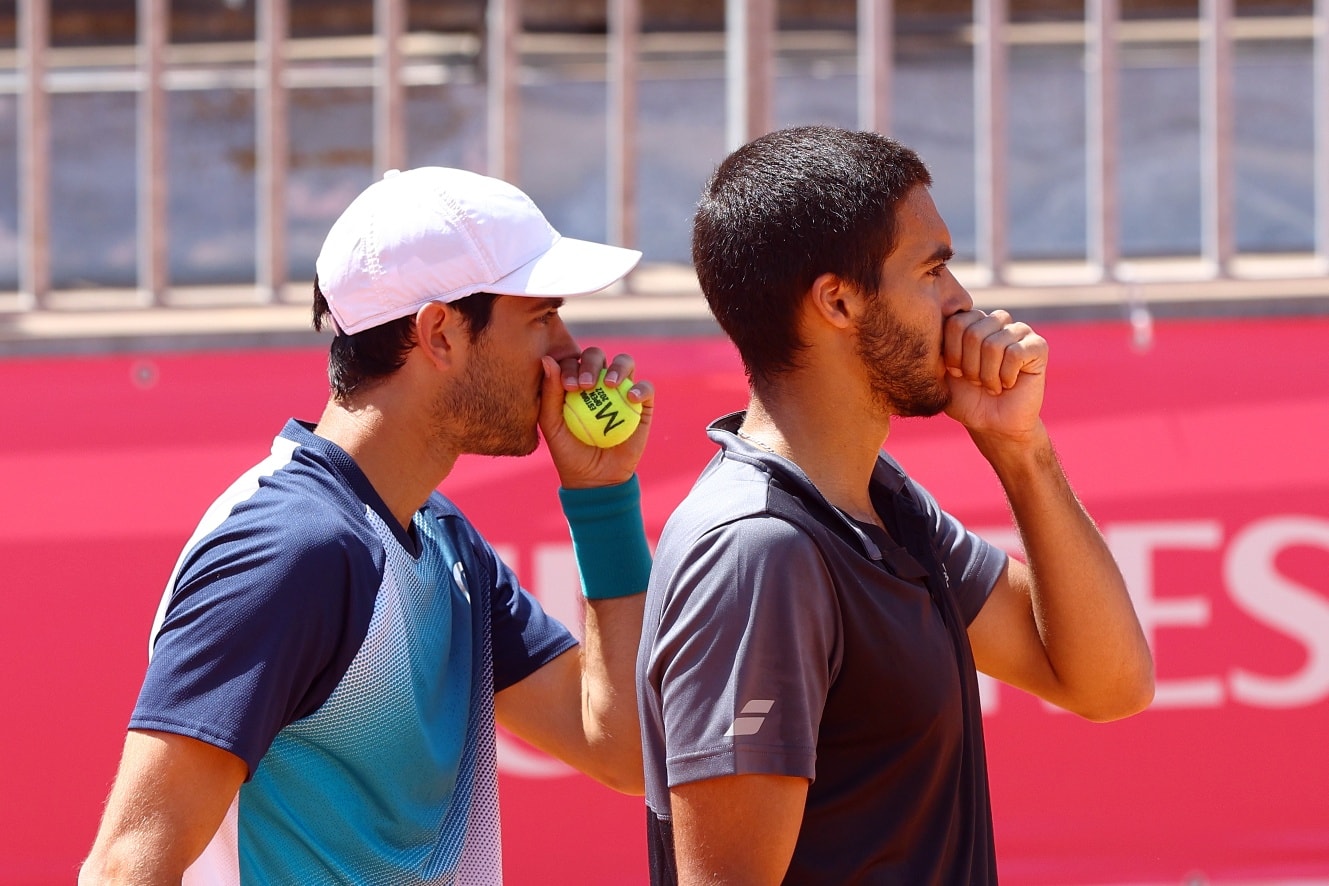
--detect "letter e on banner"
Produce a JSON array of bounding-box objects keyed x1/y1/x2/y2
[{"x1": 1107, "y1": 521, "x2": 1224, "y2": 708}]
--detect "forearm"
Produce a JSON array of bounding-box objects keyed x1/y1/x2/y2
[
  {"x1": 977, "y1": 423, "x2": 1155, "y2": 720},
  {"x1": 580, "y1": 593, "x2": 647, "y2": 792},
  {"x1": 560, "y1": 475, "x2": 651, "y2": 792}
]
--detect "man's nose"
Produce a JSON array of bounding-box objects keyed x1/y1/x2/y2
[
  {"x1": 548, "y1": 315, "x2": 580, "y2": 361},
  {"x1": 944, "y1": 269, "x2": 974, "y2": 314}
]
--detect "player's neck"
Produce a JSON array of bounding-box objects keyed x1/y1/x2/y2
[
  {"x1": 744, "y1": 376, "x2": 889, "y2": 527},
  {"x1": 314, "y1": 395, "x2": 457, "y2": 531}
]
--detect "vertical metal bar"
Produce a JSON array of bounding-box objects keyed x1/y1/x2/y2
[
  {"x1": 725, "y1": 0, "x2": 775, "y2": 152},
  {"x1": 1200, "y1": 0, "x2": 1235, "y2": 276},
  {"x1": 374, "y1": 0, "x2": 406, "y2": 174},
  {"x1": 17, "y1": 0, "x2": 50, "y2": 309},
  {"x1": 857, "y1": 0, "x2": 893, "y2": 134},
  {"x1": 256, "y1": 0, "x2": 288, "y2": 302},
  {"x1": 608, "y1": 0, "x2": 640, "y2": 251},
  {"x1": 139, "y1": 0, "x2": 169, "y2": 304},
  {"x1": 1315, "y1": 0, "x2": 1329, "y2": 266},
  {"x1": 974, "y1": 0, "x2": 1009, "y2": 284},
  {"x1": 1086, "y1": 0, "x2": 1120, "y2": 281},
  {"x1": 487, "y1": 0, "x2": 520, "y2": 183}
]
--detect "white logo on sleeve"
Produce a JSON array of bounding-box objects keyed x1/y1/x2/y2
[
  {"x1": 725, "y1": 699, "x2": 775, "y2": 737},
  {"x1": 452, "y1": 562, "x2": 470, "y2": 603}
]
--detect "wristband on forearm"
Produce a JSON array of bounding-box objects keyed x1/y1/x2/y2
[{"x1": 558, "y1": 474, "x2": 652, "y2": 600}]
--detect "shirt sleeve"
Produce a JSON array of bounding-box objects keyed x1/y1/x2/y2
[
  {"x1": 130, "y1": 514, "x2": 379, "y2": 777},
  {"x1": 648, "y1": 516, "x2": 839, "y2": 789},
  {"x1": 905, "y1": 478, "x2": 1008, "y2": 625},
  {"x1": 464, "y1": 521, "x2": 578, "y2": 693}
]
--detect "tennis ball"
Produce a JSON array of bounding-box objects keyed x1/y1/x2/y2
[{"x1": 563, "y1": 369, "x2": 642, "y2": 448}]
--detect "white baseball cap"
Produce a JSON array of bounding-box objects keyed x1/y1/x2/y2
[{"x1": 315, "y1": 167, "x2": 643, "y2": 335}]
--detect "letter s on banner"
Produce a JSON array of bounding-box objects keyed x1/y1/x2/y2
[{"x1": 1226, "y1": 516, "x2": 1329, "y2": 708}]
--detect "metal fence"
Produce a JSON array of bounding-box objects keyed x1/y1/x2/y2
[{"x1": 7, "y1": 0, "x2": 1329, "y2": 315}]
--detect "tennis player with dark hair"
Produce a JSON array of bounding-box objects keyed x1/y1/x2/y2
[
  {"x1": 81, "y1": 167, "x2": 654, "y2": 884},
  {"x1": 638, "y1": 126, "x2": 1155, "y2": 884}
]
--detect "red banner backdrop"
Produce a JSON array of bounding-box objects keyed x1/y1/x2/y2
[{"x1": 2, "y1": 316, "x2": 1327, "y2": 884}]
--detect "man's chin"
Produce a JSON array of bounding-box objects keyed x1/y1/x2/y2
[
  {"x1": 504, "y1": 436, "x2": 541, "y2": 458},
  {"x1": 474, "y1": 429, "x2": 541, "y2": 459},
  {"x1": 892, "y1": 389, "x2": 951, "y2": 419}
]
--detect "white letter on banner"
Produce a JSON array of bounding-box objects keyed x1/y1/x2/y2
[
  {"x1": 1226, "y1": 517, "x2": 1329, "y2": 708},
  {"x1": 535, "y1": 543, "x2": 584, "y2": 642},
  {"x1": 1107, "y1": 522, "x2": 1224, "y2": 708},
  {"x1": 493, "y1": 542, "x2": 580, "y2": 779}
]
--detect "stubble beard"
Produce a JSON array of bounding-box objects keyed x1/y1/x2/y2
[
  {"x1": 435, "y1": 349, "x2": 541, "y2": 458},
  {"x1": 856, "y1": 309, "x2": 952, "y2": 419}
]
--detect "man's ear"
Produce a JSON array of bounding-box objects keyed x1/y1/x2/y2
[
  {"x1": 414, "y1": 301, "x2": 466, "y2": 372},
  {"x1": 805, "y1": 272, "x2": 863, "y2": 330}
]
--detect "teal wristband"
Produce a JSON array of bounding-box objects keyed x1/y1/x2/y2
[{"x1": 558, "y1": 475, "x2": 652, "y2": 600}]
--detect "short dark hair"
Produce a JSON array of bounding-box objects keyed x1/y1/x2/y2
[
  {"x1": 313, "y1": 278, "x2": 501, "y2": 401},
  {"x1": 691, "y1": 125, "x2": 932, "y2": 387}
]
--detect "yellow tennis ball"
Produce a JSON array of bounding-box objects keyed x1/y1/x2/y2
[{"x1": 563, "y1": 369, "x2": 642, "y2": 448}]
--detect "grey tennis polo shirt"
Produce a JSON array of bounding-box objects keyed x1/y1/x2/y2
[{"x1": 637, "y1": 411, "x2": 1006, "y2": 884}]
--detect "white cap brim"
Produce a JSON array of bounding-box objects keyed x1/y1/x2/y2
[{"x1": 487, "y1": 234, "x2": 642, "y2": 299}]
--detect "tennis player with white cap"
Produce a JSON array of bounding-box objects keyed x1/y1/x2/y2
[{"x1": 81, "y1": 168, "x2": 655, "y2": 885}]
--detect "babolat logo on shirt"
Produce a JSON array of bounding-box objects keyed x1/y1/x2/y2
[
  {"x1": 725, "y1": 699, "x2": 775, "y2": 737},
  {"x1": 579, "y1": 388, "x2": 627, "y2": 434}
]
